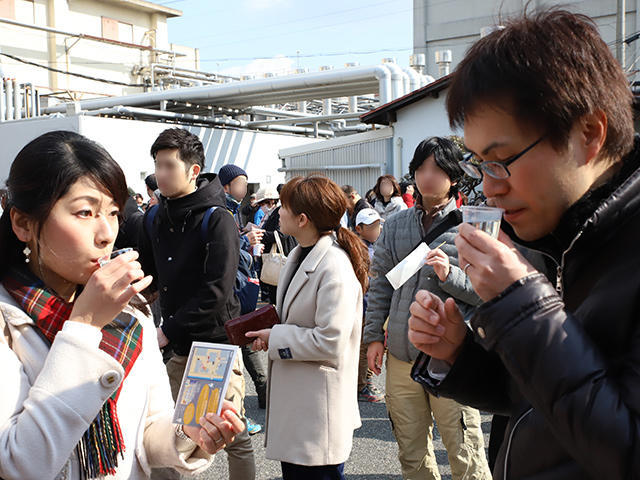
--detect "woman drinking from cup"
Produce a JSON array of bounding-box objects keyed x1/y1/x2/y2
[{"x1": 0, "y1": 131, "x2": 244, "y2": 480}]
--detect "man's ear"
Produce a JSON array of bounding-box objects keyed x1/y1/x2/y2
[
  {"x1": 189, "y1": 163, "x2": 201, "y2": 182},
  {"x1": 10, "y1": 207, "x2": 35, "y2": 243},
  {"x1": 580, "y1": 110, "x2": 607, "y2": 165},
  {"x1": 223, "y1": 184, "x2": 230, "y2": 194}
]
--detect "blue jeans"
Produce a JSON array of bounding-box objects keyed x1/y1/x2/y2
[{"x1": 281, "y1": 462, "x2": 345, "y2": 480}]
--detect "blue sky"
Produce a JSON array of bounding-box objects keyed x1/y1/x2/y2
[{"x1": 155, "y1": 0, "x2": 413, "y2": 77}]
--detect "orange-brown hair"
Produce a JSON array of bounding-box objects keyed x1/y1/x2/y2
[{"x1": 280, "y1": 175, "x2": 369, "y2": 292}]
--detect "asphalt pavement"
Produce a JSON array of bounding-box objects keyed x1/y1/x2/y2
[{"x1": 193, "y1": 350, "x2": 492, "y2": 480}]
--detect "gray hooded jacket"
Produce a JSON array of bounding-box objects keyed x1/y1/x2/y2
[{"x1": 364, "y1": 197, "x2": 480, "y2": 363}]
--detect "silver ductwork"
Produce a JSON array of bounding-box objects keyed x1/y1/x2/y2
[
  {"x1": 81, "y1": 105, "x2": 335, "y2": 137},
  {"x1": 409, "y1": 54, "x2": 426, "y2": 75},
  {"x1": 435, "y1": 50, "x2": 452, "y2": 78},
  {"x1": 43, "y1": 64, "x2": 396, "y2": 114}
]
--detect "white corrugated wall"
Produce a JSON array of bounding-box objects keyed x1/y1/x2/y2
[{"x1": 279, "y1": 129, "x2": 393, "y2": 196}]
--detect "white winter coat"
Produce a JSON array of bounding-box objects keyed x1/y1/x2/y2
[{"x1": 0, "y1": 286, "x2": 213, "y2": 480}]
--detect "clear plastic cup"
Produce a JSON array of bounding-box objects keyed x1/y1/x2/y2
[
  {"x1": 460, "y1": 206, "x2": 504, "y2": 238},
  {"x1": 98, "y1": 247, "x2": 132, "y2": 267}
]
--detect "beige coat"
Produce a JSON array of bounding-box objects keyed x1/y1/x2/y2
[{"x1": 264, "y1": 234, "x2": 363, "y2": 466}]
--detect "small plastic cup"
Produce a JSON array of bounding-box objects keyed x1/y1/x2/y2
[
  {"x1": 460, "y1": 206, "x2": 504, "y2": 238},
  {"x1": 253, "y1": 244, "x2": 264, "y2": 256},
  {"x1": 98, "y1": 247, "x2": 133, "y2": 267}
]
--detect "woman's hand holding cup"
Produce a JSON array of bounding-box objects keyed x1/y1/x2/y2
[{"x1": 71, "y1": 249, "x2": 153, "y2": 329}]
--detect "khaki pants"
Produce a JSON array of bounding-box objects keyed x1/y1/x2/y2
[
  {"x1": 385, "y1": 353, "x2": 491, "y2": 480},
  {"x1": 165, "y1": 353, "x2": 256, "y2": 480}
]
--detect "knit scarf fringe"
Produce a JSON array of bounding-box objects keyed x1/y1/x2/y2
[{"x1": 76, "y1": 398, "x2": 125, "y2": 479}]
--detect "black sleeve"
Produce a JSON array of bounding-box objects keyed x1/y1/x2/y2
[
  {"x1": 472, "y1": 273, "x2": 640, "y2": 478},
  {"x1": 412, "y1": 330, "x2": 512, "y2": 415},
  {"x1": 160, "y1": 209, "x2": 240, "y2": 343},
  {"x1": 137, "y1": 209, "x2": 158, "y2": 293}
]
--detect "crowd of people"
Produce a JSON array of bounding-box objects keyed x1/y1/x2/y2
[{"x1": 0, "y1": 7, "x2": 638, "y2": 480}]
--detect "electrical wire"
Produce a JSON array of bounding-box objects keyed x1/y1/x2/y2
[
  {"x1": 199, "y1": 47, "x2": 412, "y2": 63},
  {"x1": 0, "y1": 52, "x2": 146, "y2": 87}
]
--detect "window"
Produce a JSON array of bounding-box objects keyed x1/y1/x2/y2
[
  {"x1": 0, "y1": 0, "x2": 16, "y2": 20},
  {"x1": 101, "y1": 16, "x2": 119, "y2": 41},
  {"x1": 101, "y1": 16, "x2": 134, "y2": 43}
]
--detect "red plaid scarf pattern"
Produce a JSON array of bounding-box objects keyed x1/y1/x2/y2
[{"x1": 3, "y1": 267, "x2": 144, "y2": 478}]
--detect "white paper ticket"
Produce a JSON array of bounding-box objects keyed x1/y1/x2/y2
[{"x1": 385, "y1": 242, "x2": 431, "y2": 290}]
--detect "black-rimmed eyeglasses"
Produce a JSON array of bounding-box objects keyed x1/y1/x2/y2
[{"x1": 459, "y1": 136, "x2": 545, "y2": 180}]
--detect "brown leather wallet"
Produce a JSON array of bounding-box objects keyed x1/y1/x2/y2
[{"x1": 224, "y1": 304, "x2": 280, "y2": 346}]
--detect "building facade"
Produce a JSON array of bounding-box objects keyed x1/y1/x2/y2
[
  {"x1": 413, "y1": 0, "x2": 640, "y2": 83},
  {"x1": 0, "y1": 0, "x2": 198, "y2": 102}
]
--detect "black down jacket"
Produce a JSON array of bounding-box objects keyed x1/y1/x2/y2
[{"x1": 413, "y1": 138, "x2": 640, "y2": 479}]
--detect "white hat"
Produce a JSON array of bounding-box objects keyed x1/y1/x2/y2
[
  {"x1": 355, "y1": 208, "x2": 381, "y2": 226},
  {"x1": 255, "y1": 186, "x2": 279, "y2": 203}
]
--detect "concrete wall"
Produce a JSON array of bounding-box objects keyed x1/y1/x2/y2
[
  {"x1": 413, "y1": 0, "x2": 640, "y2": 83},
  {"x1": 393, "y1": 90, "x2": 458, "y2": 176},
  {"x1": 0, "y1": 115, "x2": 317, "y2": 198}
]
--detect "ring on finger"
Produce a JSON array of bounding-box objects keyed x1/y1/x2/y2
[{"x1": 463, "y1": 263, "x2": 472, "y2": 275}]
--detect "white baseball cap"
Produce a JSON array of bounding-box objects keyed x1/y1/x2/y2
[{"x1": 356, "y1": 208, "x2": 381, "y2": 226}]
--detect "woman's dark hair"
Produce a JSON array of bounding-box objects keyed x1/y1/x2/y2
[
  {"x1": 0, "y1": 130, "x2": 128, "y2": 276},
  {"x1": 280, "y1": 176, "x2": 369, "y2": 292},
  {"x1": 446, "y1": 9, "x2": 634, "y2": 160},
  {"x1": 373, "y1": 175, "x2": 402, "y2": 203},
  {"x1": 150, "y1": 128, "x2": 205, "y2": 169},
  {"x1": 399, "y1": 181, "x2": 414, "y2": 196},
  {"x1": 409, "y1": 136, "x2": 464, "y2": 198}
]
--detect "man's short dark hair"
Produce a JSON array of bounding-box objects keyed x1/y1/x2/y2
[
  {"x1": 409, "y1": 137, "x2": 464, "y2": 197},
  {"x1": 150, "y1": 128, "x2": 205, "y2": 169},
  {"x1": 144, "y1": 173, "x2": 157, "y2": 191},
  {"x1": 446, "y1": 9, "x2": 634, "y2": 160},
  {"x1": 342, "y1": 185, "x2": 357, "y2": 196}
]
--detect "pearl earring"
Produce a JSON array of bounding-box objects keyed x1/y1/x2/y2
[{"x1": 23, "y1": 245, "x2": 31, "y2": 263}]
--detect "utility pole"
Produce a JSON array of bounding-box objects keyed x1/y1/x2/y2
[{"x1": 617, "y1": 0, "x2": 626, "y2": 69}]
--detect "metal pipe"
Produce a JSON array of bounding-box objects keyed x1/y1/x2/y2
[
  {"x1": 214, "y1": 82, "x2": 380, "y2": 106},
  {"x1": 403, "y1": 67, "x2": 421, "y2": 93},
  {"x1": 322, "y1": 98, "x2": 332, "y2": 115},
  {"x1": 151, "y1": 63, "x2": 239, "y2": 80},
  {"x1": 381, "y1": 60, "x2": 406, "y2": 99},
  {"x1": 394, "y1": 136, "x2": 403, "y2": 178},
  {"x1": 420, "y1": 73, "x2": 435, "y2": 88},
  {"x1": 246, "y1": 111, "x2": 363, "y2": 127},
  {"x1": 151, "y1": 63, "x2": 237, "y2": 88},
  {"x1": 43, "y1": 65, "x2": 394, "y2": 114},
  {"x1": 348, "y1": 96, "x2": 358, "y2": 113},
  {"x1": 83, "y1": 105, "x2": 334, "y2": 136},
  {"x1": 35, "y1": 89, "x2": 40, "y2": 117},
  {"x1": 333, "y1": 123, "x2": 372, "y2": 132},
  {"x1": 246, "y1": 106, "x2": 311, "y2": 118},
  {"x1": 278, "y1": 163, "x2": 383, "y2": 172},
  {"x1": 5, "y1": 78, "x2": 13, "y2": 120},
  {"x1": 0, "y1": 78, "x2": 4, "y2": 122},
  {"x1": 13, "y1": 78, "x2": 21, "y2": 120},
  {"x1": 30, "y1": 84, "x2": 37, "y2": 117}
]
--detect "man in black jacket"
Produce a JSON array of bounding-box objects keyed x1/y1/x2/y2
[
  {"x1": 408, "y1": 10, "x2": 640, "y2": 480},
  {"x1": 139, "y1": 128, "x2": 255, "y2": 479}
]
